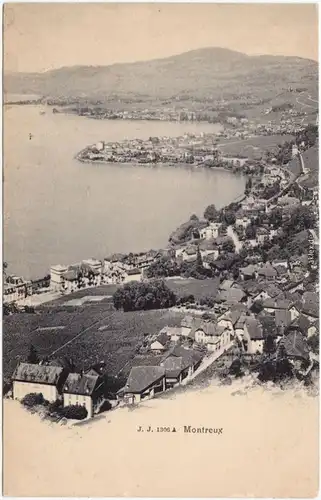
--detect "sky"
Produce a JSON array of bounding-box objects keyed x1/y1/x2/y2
[{"x1": 4, "y1": 3, "x2": 318, "y2": 73}]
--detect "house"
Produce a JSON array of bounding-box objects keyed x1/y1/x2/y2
[
  {"x1": 257, "y1": 264, "x2": 278, "y2": 280},
  {"x1": 81, "y1": 258, "x2": 102, "y2": 275},
  {"x1": 278, "y1": 331, "x2": 310, "y2": 362},
  {"x1": 275, "y1": 309, "x2": 292, "y2": 331},
  {"x1": 161, "y1": 326, "x2": 182, "y2": 342},
  {"x1": 150, "y1": 333, "x2": 168, "y2": 353},
  {"x1": 239, "y1": 265, "x2": 258, "y2": 281},
  {"x1": 199, "y1": 223, "x2": 221, "y2": 240},
  {"x1": 160, "y1": 356, "x2": 190, "y2": 387},
  {"x1": 12, "y1": 363, "x2": 68, "y2": 402},
  {"x1": 63, "y1": 372, "x2": 104, "y2": 418},
  {"x1": 262, "y1": 298, "x2": 292, "y2": 314},
  {"x1": 181, "y1": 247, "x2": 198, "y2": 262},
  {"x1": 235, "y1": 213, "x2": 251, "y2": 228},
  {"x1": 194, "y1": 321, "x2": 217, "y2": 344},
  {"x1": 203, "y1": 251, "x2": 220, "y2": 269},
  {"x1": 217, "y1": 287, "x2": 246, "y2": 305},
  {"x1": 256, "y1": 227, "x2": 269, "y2": 244},
  {"x1": 162, "y1": 346, "x2": 203, "y2": 376},
  {"x1": 50, "y1": 264, "x2": 68, "y2": 291},
  {"x1": 119, "y1": 366, "x2": 166, "y2": 404},
  {"x1": 290, "y1": 315, "x2": 319, "y2": 338},
  {"x1": 206, "y1": 325, "x2": 232, "y2": 352},
  {"x1": 123, "y1": 268, "x2": 142, "y2": 283},
  {"x1": 243, "y1": 317, "x2": 264, "y2": 354},
  {"x1": 3, "y1": 277, "x2": 33, "y2": 304},
  {"x1": 61, "y1": 268, "x2": 79, "y2": 293},
  {"x1": 301, "y1": 292, "x2": 319, "y2": 322},
  {"x1": 180, "y1": 316, "x2": 201, "y2": 337}
]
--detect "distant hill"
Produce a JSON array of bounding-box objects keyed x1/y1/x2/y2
[{"x1": 4, "y1": 47, "x2": 318, "y2": 102}]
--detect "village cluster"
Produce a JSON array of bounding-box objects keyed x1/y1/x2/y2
[{"x1": 4, "y1": 121, "x2": 319, "y2": 420}]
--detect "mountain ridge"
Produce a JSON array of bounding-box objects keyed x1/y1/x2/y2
[{"x1": 4, "y1": 47, "x2": 318, "y2": 101}]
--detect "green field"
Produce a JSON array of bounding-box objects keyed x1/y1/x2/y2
[{"x1": 3, "y1": 307, "x2": 183, "y2": 382}]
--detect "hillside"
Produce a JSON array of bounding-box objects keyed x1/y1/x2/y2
[{"x1": 4, "y1": 47, "x2": 318, "y2": 103}]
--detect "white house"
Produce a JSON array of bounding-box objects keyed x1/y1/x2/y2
[
  {"x1": 123, "y1": 269, "x2": 142, "y2": 283},
  {"x1": 199, "y1": 223, "x2": 221, "y2": 240},
  {"x1": 12, "y1": 363, "x2": 67, "y2": 402},
  {"x1": 50, "y1": 264, "x2": 68, "y2": 291},
  {"x1": 63, "y1": 372, "x2": 104, "y2": 418}
]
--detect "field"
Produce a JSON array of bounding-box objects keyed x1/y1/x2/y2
[
  {"x1": 166, "y1": 277, "x2": 220, "y2": 299},
  {"x1": 217, "y1": 134, "x2": 295, "y2": 160},
  {"x1": 46, "y1": 284, "x2": 120, "y2": 306},
  {"x1": 3, "y1": 306, "x2": 183, "y2": 381}
]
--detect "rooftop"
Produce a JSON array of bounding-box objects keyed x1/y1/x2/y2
[
  {"x1": 13, "y1": 363, "x2": 64, "y2": 385},
  {"x1": 63, "y1": 372, "x2": 99, "y2": 396},
  {"x1": 124, "y1": 366, "x2": 165, "y2": 393}
]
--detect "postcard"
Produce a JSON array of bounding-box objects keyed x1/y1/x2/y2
[{"x1": 3, "y1": 3, "x2": 319, "y2": 497}]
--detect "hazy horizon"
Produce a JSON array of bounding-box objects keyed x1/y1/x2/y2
[{"x1": 4, "y1": 3, "x2": 318, "y2": 73}]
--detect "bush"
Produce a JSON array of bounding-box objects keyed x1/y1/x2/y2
[
  {"x1": 48, "y1": 399, "x2": 63, "y2": 413},
  {"x1": 61, "y1": 405, "x2": 88, "y2": 420},
  {"x1": 21, "y1": 392, "x2": 45, "y2": 408},
  {"x1": 99, "y1": 400, "x2": 112, "y2": 413}
]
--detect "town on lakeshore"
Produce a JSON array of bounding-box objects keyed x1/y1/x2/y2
[
  {"x1": 3, "y1": 36, "x2": 319, "y2": 426},
  {"x1": 4, "y1": 115, "x2": 319, "y2": 422}
]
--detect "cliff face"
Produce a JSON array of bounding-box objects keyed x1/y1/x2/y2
[{"x1": 4, "y1": 47, "x2": 318, "y2": 101}]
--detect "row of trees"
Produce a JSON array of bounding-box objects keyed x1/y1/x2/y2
[{"x1": 113, "y1": 280, "x2": 177, "y2": 312}]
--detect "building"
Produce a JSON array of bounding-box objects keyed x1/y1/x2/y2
[
  {"x1": 161, "y1": 356, "x2": 190, "y2": 388},
  {"x1": 243, "y1": 317, "x2": 264, "y2": 353},
  {"x1": 12, "y1": 363, "x2": 67, "y2": 402},
  {"x1": 4, "y1": 275, "x2": 33, "y2": 304},
  {"x1": 199, "y1": 222, "x2": 221, "y2": 240},
  {"x1": 123, "y1": 268, "x2": 142, "y2": 283},
  {"x1": 63, "y1": 372, "x2": 104, "y2": 418},
  {"x1": 150, "y1": 333, "x2": 168, "y2": 353},
  {"x1": 119, "y1": 366, "x2": 166, "y2": 404},
  {"x1": 50, "y1": 264, "x2": 68, "y2": 291}
]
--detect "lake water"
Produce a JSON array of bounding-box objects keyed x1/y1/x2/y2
[{"x1": 4, "y1": 104, "x2": 245, "y2": 280}]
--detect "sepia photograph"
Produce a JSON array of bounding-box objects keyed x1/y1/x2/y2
[{"x1": 3, "y1": 3, "x2": 319, "y2": 497}]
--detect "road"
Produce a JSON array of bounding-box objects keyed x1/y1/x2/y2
[
  {"x1": 181, "y1": 341, "x2": 234, "y2": 385},
  {"x1": 227, "y1": 225, "x2": 243, "y2": 253}
]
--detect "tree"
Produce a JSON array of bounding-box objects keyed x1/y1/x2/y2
[
  {"x1": 204, "y1": 204, "x2": 218, "y2": 222},
  {"x1": 245, "y1": 224, "x2": 257, "y2": 239},
  {"x1": 27, "y1": 344, "x2": 39, "y2": 364},
  {"x1": 112, "y1": 280, "x2": 177, "y2": 312},
  {"x1": 275, "y1": 344, "x2": 293, "y2": 381},
  {"x1": 263, "y1": 335, "x2": 277, "y2": 355},
  {"x1": 222, "y1": 239, "x2": 235, "y2": 254},
  {"x1": 62, "y1": 405, "x2": 88, "y2": 420},
  {"x1": 223, "y1": 211, "x2": 236, "y2": 226}
]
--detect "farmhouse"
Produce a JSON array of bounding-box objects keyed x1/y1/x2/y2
[
  {"x1": 12, "y1": 363, "x2": 67, "y2": 402},
  {"x1": 120, "y1": 366, "x2": 166, "y2": 404},
  {"x1": 63, "y1": 372, "x2": 104, "y2": 418}
]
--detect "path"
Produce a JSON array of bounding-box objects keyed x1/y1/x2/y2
[
  {"x1": 227, "y1": 225, "x2": 243, "y2": 253},
  {"x1": 48, "y1": 318, "x2": 109, "y2": 359},
  {"x1": 181, "y1": 341, "x2": 234, "y2": 385}
]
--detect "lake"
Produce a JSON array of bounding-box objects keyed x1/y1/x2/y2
[{"x1": 4, "y1": 104, "x2": 245, "y2": 279}]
